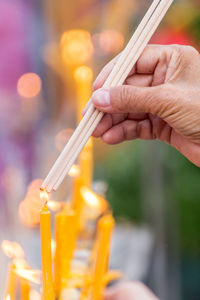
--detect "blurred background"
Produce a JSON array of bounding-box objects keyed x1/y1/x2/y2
[{"x1": 0, "y1": 0, "x2": 199, "y2": 299}]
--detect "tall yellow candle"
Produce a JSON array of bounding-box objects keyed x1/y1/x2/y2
[
  {"x1": 40, "y1": 201, "x2": 55, "y2": 300},
  {"x1": 4, "y1": 262, "x2": 17, "y2": 300},
  {"x1": 54, "y1": 208, "x2": 77, "y2": 295},
  {"x1": 74, "y1": 65, "x2": 93, "y2": 123},
  {"x1": 20, "y1": 278, "x2": 30, "y2": 300},
  {"x1": 91, "y1": 215, "x2": 115, "y2": 300}
]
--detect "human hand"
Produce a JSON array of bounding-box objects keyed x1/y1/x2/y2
[
  {"x1": 104, "y1": 282, "x2": 159, "y2": 300},
  {"x1": 90, "y1": 45, "x2": 200, "y2": 167}
]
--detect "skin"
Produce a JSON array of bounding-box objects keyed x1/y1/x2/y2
[
  {"x1": 104, "y1": 282, "x2": 159, "y2": 300},
  {"x1": 88, "y1": 45, "x2": 200, "y2": 167}
]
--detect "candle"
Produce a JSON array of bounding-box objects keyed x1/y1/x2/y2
[
  {"x1": 73, "y1": 65, "x2": 93, "y2": 123},
  {"x1": 71, "y1": 176, "x2": 85, "y2": 230},
  {"x1": 91, "y1": 215, "x2": 115, "y2": 300},
  {"x1": 4, "y1": 262, "x2": 17, "y2": 300},
  {"x1": 40, "y1": 204, "x2": 55, "y2": 300},
  {"x1": 20, "y1": 278, "x2": 30, "y2": 300},
  {"x1": 79, "y1": 138, "x2": 93, "y2": 187},
  {"x1": 54, "y1": 208, "x2": 77, "y2": 296}
]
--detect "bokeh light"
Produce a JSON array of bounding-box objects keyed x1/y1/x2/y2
[
  {"x1": 60, "y1": 30, "x2": 94, "y2": 66},
  {"x1": 93, "y1": 29, "x2": 124, "y2": 55},
  {"x1": 1, "y1": 240, "x2": 24, "y2": 259},
  {"x1": 74, "y1": 65, "x2": 93, "y2": 83},
  {"x1": 17, "y1": 73, "x2": 42, "y2": 98}
]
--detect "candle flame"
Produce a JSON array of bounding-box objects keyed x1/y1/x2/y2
[
  {"x1": 6, "y1": 295, "x2": 11, "y2": 300},
  {"x1": 60, "y1": 30, "x2": 94, "y2": 66},
  {"x1": 1, "y1": 240, "x2": 24, "y2": 259},
  {"x1": 81, "y1": 187, "x2": 107, "y2": 212},
  {"x1": 40, "y1": 189, "x2": 49, "y2": 206},
  {"x1": 74, "y1": 66, "x2": 93, "y2": 82},
  {"x1": 47, "y1": 201, "x2": 65, "y2": 212},
  {"x1": 68, "y1": 165, "x2": 81, "y2": 178},
  {"x1": 14, "y1": 269, "x2": 41, "y2": 285}
]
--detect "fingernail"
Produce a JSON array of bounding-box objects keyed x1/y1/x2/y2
[{"x1": 92, "y1": 89, "x2": 110, "y2": 107}]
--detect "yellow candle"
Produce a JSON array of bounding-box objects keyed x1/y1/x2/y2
[
  {"x1": 71, "y1": 176, "x2": 85, "y2": 230},
  {"x1": 20, "y1": 278, "x2": 30, "y2": 300},
  {"x1": 74, "y1": 65, "x2": 93, "y2": 123},
  {"x1": 79, "y1": 138, "x2": 93, "y2": 187},
  {"x1": 54, "y1": 208, "x2": 77, "y2": 295},
  {"x1": 40, "y1": 204, "x2": 55, "y2": 300},
  {"x1": 91, "y1": 215, "x2": 115, "y2": 300},
  {"x1": 4, "y1": 262, "x2": 17, "y2": 300}
]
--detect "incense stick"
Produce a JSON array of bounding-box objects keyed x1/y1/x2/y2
[{"x1": 42, "y1": 0, "x2": 174, "y2": 192}]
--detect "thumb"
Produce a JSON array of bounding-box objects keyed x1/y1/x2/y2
[{"x1": 91, "y1": 84, "x2": 174, "y2": 118}]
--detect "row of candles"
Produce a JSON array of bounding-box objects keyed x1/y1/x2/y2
[{"x1": 3, "y1": 43, "x2": 120, "y2": 299}]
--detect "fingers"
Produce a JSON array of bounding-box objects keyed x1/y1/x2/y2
[
  {"x1": 91, "y1": 84, "x2": 175, "y2": 119},
  {"x1": 104, "y1": 282, "x2": 159, "y2": 300}
]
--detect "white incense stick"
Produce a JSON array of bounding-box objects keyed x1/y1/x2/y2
[
  {"x1": 42, "y1": 0, "x2": 161, "y2": 191},
  {"x1": 42, "y1": 0, "x2": 174, "y2": 192}
]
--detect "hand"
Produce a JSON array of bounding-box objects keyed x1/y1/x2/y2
[
  {"x1": 90, "y1": 45, "x2": 200, "y2": 167},
  {"x1": 104, "y1": 282, "x2": 159, "y2": 300}
]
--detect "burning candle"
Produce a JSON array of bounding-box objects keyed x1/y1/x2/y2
[
  {"x1": 40, "y1": 190, "x2": 55, "y2": 300},
  {"x1": 91, "y1": 215, "x2": 115, "y2": 300},
  {"x1": 54, "y1": 208, "x2": 77, "y2": 296}
]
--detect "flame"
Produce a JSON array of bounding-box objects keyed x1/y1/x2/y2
[
  {"x1": 55, "y1": 128, "x2": 74, "y2": 152},
  {"x1": 74, "y1": 66, "x2": 93, "y2": 83},
  {"x1": 13, "y1": 258, "x2": 27, "y2": 269},
  {"x1": 14, "y1": 269, "x2": 41, "y2": 285},
  {"x1": 47, "y1": 201, "x2": 64, "y2": 212},
  {"x1": 1, "y1": 241, "x2": 24, "y2": 259},
  {"x1": 60, "y1": 30, "x2": 94, "y2": 66},
  {"x1": 6, "y1": 296, "x2": 11, "y2": 300},
  {"x1": 68, "y1": 165, "x2": 81, "y2": 178},
  {"x1": 17, "y1": 73, "x2": 42, "y2": 98},
  {"x1": 40, "y1": 189, "x2": 49, "y2": 206},
  {"x1": 81, "y1": 187, "x2": 107, "y2": 212}
]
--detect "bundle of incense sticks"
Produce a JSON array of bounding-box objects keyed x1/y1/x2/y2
[{"x1": 42, "y1": 0, "x2": 174, "y2": 193}]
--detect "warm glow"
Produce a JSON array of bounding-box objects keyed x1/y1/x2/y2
[
  {"x1": 81, "y1": 187, "x2": 107, "y2": 212},
  {"x1": 13, "y1": 258, "x2": 27, "y2": 269},
  {"x1": 1, "y1": 240, "x2": 24, "y2": 259},
  {"x1": 40, "y1": 189, "x2": 49, "y2": 206},
  {"x1": 60, "y1": 30, "x2": 94, "y2": 66},
  {"x1": 14, "y1": 269, "x2": 41, "y2": 285},
  {"x1": 6, "y1": 295, "x2": 11, "y2": 300},
  {"x1": 93, "y1": 30, "x2": 124, "y2": 55},
  {"x1": 47, "y1": 201, "x2": 64, "y2": 212},
  {"x1": 17, "y1": 73, "x2": 42, "y2": 98},
  {"x1": 29, "y1": 289, "x2": 41, "y2": 300},
  {"x1": 68, "y1": 164, "x2": 81, "y2": 178},
  {"x1": 55, "y1": 128, "x2": 74, "y2": 152},
  {"x1": 74, "y1": 66, "x2": 93, "y2": 83}
]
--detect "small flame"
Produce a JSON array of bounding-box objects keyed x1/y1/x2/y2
[
  {"x1": 14, "y1": 269, "x2": 41, "y2": 285},
  {"x1": 47, "y1": 201, "x2": 65, "y2": 212},
  {"x1": 68, "y1": 165, "x2": 81, "y2": 178},
  {"x1": 40, "y1": 189, "x2": 49, "y2": 206},
  {"x1": 13, "y1": 258, "x2": 27, "y2": 269},
  {"x1": 81, "y1": 187, "x2": 107, "y2": 211},
  {"x1": 6, "y1": 295, "x2": 11, "y2": 300},
  {"x1": 1, "y1": 241, "x2": 24, "y2": 259}
]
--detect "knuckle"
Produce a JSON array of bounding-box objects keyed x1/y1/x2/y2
[{"x1": 119, "y1": 86, "x2": 133, "y2": 111}]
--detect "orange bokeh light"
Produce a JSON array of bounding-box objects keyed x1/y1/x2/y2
[
  {"x1": 68, "y1": 164, "x2": 81, "y2": 178},
  {"x1": 61, "y1": 30, "x2": 94, "y2": 66},
  {"x1": 93, "y1": 30, "x2": 124, "y2": 55},
  {"x1": 1, "y1": 240, "x2": 24, "y2": 259},
  {"x1": 74, "y1": 65, "x2": 93, "y2": 83},
  {"x1": 81, "y1": 186, "x2": 108, "y2": 212},
  {"x1": 17, "y1": 73, "x2": 42, "y2": 98}
]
